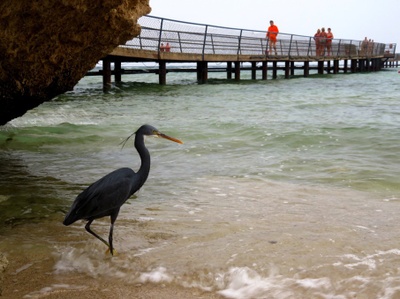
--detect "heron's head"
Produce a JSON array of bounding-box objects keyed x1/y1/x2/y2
[
  {"x1": 138, "y1": 124, "x2": 183, "y2": 144},
  {"x1": 121, "y1": 124, "x2": 183, "y2": 148}
]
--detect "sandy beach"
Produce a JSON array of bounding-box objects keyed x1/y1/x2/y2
[
  {"x1": 2, "y1": 251, "x2": 224, "y2": 299},
  {"x1": 0, "y1": 219, "x2": 224, "y2": 299}
]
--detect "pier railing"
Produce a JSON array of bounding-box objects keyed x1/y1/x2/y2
[{"x1": 121, "y1": 15, "x2": 396, "y2": 60}]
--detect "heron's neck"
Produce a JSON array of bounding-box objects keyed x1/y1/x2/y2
[{"x1": 135, "y1": 134, "x2": 151, "y2": 185}]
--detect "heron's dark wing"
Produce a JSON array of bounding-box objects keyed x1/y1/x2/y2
[{"x1": 63, "y1": 167, "x2": 137, "y2": 225}]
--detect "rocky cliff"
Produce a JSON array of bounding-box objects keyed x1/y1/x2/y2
[
  {"x1": 0, "y1": 0, "x2": 151, "y2": 125},
  {"x1": 0, "y1": 253, "x2": 7, "y2": 296}
]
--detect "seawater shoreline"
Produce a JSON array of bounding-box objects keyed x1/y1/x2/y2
[
  {"x1": 1, "y1": 70, "x2": 400, "y2": 298},
  {"x1": 1, "y1": 176, "x2": 400, "y2": 298}
]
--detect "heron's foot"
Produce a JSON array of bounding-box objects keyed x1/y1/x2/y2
[{"x1": 105, "y1": 247, "x2": 118, "y2": 256}]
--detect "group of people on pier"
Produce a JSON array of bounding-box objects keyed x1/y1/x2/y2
[
  {"x1": 157, "y1": 19, "x2": 385, "y2": 58},
  {"x1": 313, "y1": 27, "x2": 334, "y2": 56},
  {"x1": 266, "y1": 21, "x2": 335, "y2": 57},
  {"x1": 160, "y1": 42, "x2": 171, "y2": 52},
  {"x1": 360, "y1": 37, "x2": 377, "y2": 56}
]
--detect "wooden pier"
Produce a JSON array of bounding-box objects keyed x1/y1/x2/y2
[{"x1": 86, "y1": 15, "x2": 397, "y2": 90}]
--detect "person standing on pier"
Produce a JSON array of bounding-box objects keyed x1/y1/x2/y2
[
  {"x1": 326, "y1": 28, "x2": 334, "y2": 56},
  {"x1": 266, "y1": 20, "x2": 279, "y2": 55},
  {"x1": 314, "y1": 29, "x2": 321, "y2": 56},
  {"x1": 361, "y1": 37, "x2": 369, "y2": 56},
  {"x1": 319, "y1": 27, "x2": 328, "y2": 56}
]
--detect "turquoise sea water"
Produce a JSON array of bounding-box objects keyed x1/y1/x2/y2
[{"x1": 1, "y1": 65, "x2": 400, "y2": 298}]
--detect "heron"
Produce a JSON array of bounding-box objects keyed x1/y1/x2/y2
[{"x1": 63, "y1": 124, "x2": 183, "y2": 255}]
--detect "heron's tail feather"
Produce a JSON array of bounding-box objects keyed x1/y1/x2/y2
[
  {"x1": 63, "y1": 211, "x2": 78, "y2": 226},
  {"x1": 63, "y1": 198, "x2": 82, "y2": 226}
]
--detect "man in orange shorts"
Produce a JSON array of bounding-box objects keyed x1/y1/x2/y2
[{"x1": 266, "y1": 20, "x2": 279, "y2": 55}]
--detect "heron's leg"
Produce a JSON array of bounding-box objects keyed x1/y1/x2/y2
[
  {"x1": 107, "y1": 211, "x2": 119, "y2": 256},
  {"x1": 85, "y1": 220, "x2": 109, "y2": 247},
  {"x1": 108, "y1": 222, "x2": 115, "y2": 255}
]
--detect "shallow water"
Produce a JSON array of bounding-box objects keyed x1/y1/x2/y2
[{"x1": 1, "y1": 66, "x2": 400, "y2": 298}]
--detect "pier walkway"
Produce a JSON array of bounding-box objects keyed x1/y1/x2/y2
[{"x1": 89, "y1": 15, "x2": 397, "y2": 88}]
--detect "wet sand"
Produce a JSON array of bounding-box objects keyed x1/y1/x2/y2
[
  {"x1": 3, "y1": 252, "x2": 224, "y2": 299},
  {"x1": 0, "y1": 220, "x2": 224, "y2": 299}
]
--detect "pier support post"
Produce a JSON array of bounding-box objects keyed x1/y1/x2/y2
[
  {"x1": 318, "y1": 61, "x2": 324, "y2": 74},
  {"x1": 333, "y1": 60, "x2": 339, "y2": 74},
  {"x1": 262, "y1": 61, "x2": 268, "y2": 80},
  {"x1": 360, "y1": 59, "x2": 367, "y2": 72},
  {"x1": 159, "y1": 61, "x2": 167, "y2": 85},
  {"x1": 251, "y1": 62, "x2": 257, "y2": 80},
  {"x1": 291, "y1": 61, "x2": 295, "y2": 76},
  {"x1": 284, "y1": 61, "x2": 290, "y2": 79},
  {"x1": 343, "y1": 60, "x2": 348, "y2": 73},
  {"x1": 351, "y1": 59, "x2": 357, "y2": 73},
  {"x1": 372, "y1": 58, "x2": 380, "y2": 71},
  {"x1": 326, "y1": 61, "x2": 331, "y2": 74},
  {"x1": 197, "y1": 61, "x2": 208, "y2": 84},
  {"x1": 102, "y1": 58, "x2": 112, "y2": 92},
  {"x1": 376, "y1": 58, "x2": 383, "y2": 71},
  {"x1": 272, "y1": 61, "x2": 277, "y2": 79},
  {"x1": 303, "y1": 61, "x2": 309, "y2": 77},
  {"x1": 227, "y1": 62, "x2": 232, "y2": 80},
  {"x1": 114, "y1": 60, "x2": 122, "y2": 83},
  {"x1": 234, "y1": 62, "x2": 240, "y2": 81}
]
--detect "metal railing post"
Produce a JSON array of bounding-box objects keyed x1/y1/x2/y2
[
  {"x1": 288, "y1": 34, "x2": 293, "y2": 58},
  {"x1": 336, "y1": 39, "x2": 341, "y2": 57},
  {"x1": 237, "y1": 29, "x2": 243, "y2": 56},
  {"x1": 202, "y1": 25, "x2": 208, "y2": 60},
  {"x1": 307, "y1": 37, "x2": 312, "y2": 57},
  {"x1": 138, "y1": 34, "x2": 142, "y2": 49},
  {"x1": 259, "y1": 38, "x2": 264, "y2": 55},
  {"x1": 178, "y1": 32, "x2": 183, "y2": 53},
  {"x1": 158, "y1": 18, "x2": 164, "y2": 53}
]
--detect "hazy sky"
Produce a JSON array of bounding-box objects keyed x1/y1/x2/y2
[{"x1": 149, "y1": 0, "x2": 399, "y2": 47}]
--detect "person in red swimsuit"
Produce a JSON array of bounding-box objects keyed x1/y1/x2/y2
[
  {"x1": 319, "y1": 27, "x2": 328, "y2": 56},
  {"x1": 266, "y1": 20, "x2": 279, "y2": 55},
  {"x1": 326, "y1": 28, "x2": 334, "y2": 56},
  {"x1": 314, "y1": 29, "x2": 321, "y2": 56}
]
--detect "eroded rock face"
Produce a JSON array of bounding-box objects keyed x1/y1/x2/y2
[
  {"x1": 0, "y1": 0, "x2": 151, "y2": 125},
  {"x1": 0, "y1": 253, "x2": 7, "y2": 296}
]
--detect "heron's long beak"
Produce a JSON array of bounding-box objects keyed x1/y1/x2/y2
[{"x1": 158, "y1": 133, "x2": 183, "y2": 144}]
